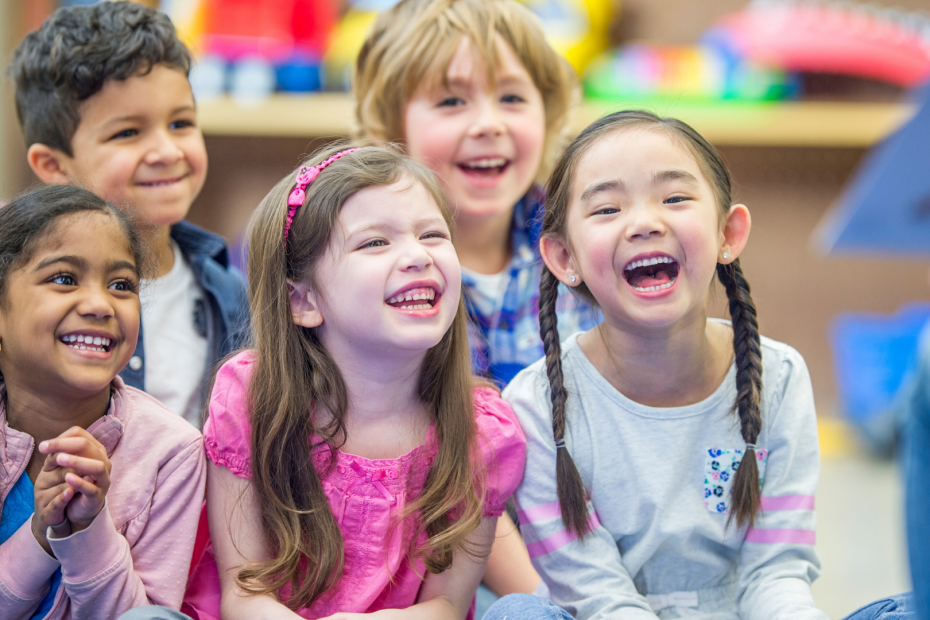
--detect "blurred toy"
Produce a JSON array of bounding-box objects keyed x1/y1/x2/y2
[
  {"x1": 324, "y1": 1, "x2": 397, "y2": 91},
  {"x1": 518, "y1": 0, "x2": 614, "y2": 74},
  {"x1": 706, "y1": 0, "x2": 930, "y2": 88},
  {"x1": 162, "y1": 0, "x2": 335, "y2": 98},
  {"x1": 584, "y1": 42, "x2": 797, "y2": 102}
]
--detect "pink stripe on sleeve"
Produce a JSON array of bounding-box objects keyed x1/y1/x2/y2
[
  {"x1": 760, "y1": 495, "x2": 816, "y2": 511},
  {"x1": 745, "y1": 528, "x2": 816, "y2": 545},
  {"x1": 517, "y1": 502, "x2": 563, "y2": 524},
  {"x1": 526, "y1": 513, "x2": 601, "y2": 559}
]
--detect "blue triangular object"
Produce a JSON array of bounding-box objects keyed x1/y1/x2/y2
[{"x1": 816, "y1": 83, "x2": 930, "y2": 256}]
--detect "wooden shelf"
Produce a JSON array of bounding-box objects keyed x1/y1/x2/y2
[{"x1": 197, "y1": 93, "x2": 914, "y2": 148}]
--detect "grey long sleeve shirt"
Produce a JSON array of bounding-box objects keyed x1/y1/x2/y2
[{"x1": 504, "y1": 331, "x2": 828, "y2": 620}]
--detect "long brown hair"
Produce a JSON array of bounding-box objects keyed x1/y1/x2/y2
[
  {"x1": 239, "y1": 144, "x2": 485, "y2": 609},
  {"x1": 540, "y1": 111, "x2": 763, "y2": 536}
]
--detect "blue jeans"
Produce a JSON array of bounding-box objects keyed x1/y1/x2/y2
[
  {"x1": 482, "y1": 593, "x2": 574, "y2": 620},
  {"x1": 843, "y1": 593, "x2": 917, "y2": 620},
  {"x1": 905, "y1": 361, "x2": 930, "y2": 620}
]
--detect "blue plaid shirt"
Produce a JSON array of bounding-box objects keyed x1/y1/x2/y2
[{"x1": 463, "y1": 187, "x2": 601, "y2": 387}]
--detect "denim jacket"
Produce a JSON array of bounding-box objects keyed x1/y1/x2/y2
[{"x1": 119, "y1": 220, "x2": 250, "y2": 409}]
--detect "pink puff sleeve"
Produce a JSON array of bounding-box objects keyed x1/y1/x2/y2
[
  {"x1": 202, "y1": 350, "x2": 258, "y2": 479},
  {"x1": 473, "y1": 387, "x2": 527, "y2": 517}
]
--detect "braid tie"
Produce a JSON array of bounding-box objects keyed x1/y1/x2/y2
[
  {"x1": 717, "y1": 259, "x2": 764, "y2": 529},
  {"x1": 539, "y1": 268, "x2": 591, "y2": 537}
]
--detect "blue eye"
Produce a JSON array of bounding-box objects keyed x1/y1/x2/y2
[
  {"x1": 170, "y1": 119, "x2": 195, "y2": 130},
  {"x1": 437, "y1": 96, "x2": 465, "y2": 107},
  {"x1": 110, "y1": 279, "x2": 138, "y2": 293},
  {"x1": 593, "y1": 207, "x2": 619, "y2": 216},
  {"x1": 51, "y1": 273, "x2": 76, "y2": 286},
  {"x1": 110, "y1": 128, "x2": 138, "y2": 140},
  {"x1": 501, "y1": 94, "x2": 525, "y2": 104},
  {"x1": 665, "y1": 196, "x2": 690, "y2": 204}
]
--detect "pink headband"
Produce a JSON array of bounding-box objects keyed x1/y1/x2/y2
[{"x1": 283, "y1": 148, "x2": 360, "y2": 244}]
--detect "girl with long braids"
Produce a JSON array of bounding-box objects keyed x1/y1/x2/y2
[{"x1": 492, "y1": 111, "x2": 828, "y2": 620}]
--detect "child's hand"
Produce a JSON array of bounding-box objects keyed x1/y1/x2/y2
[
  {"x1": 39, "y1": 427, "x2": 112, "y2": 533},
  {"x1": 31, "y1": 452, "x2": 76, "y2": 556}
]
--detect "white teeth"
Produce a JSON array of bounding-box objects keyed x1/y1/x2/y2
[
  {"x1": 625, "y1": 256, "x2": 673, "y2": 271},
  {"x1": 62, "y1": 334, "x2": 111, "y2": 350},
  {"x1": 387, "y1": 288, "x2": 437, "y2": 305},
  {"x1": 633, "y1": 281, "x2": 675, "y2": 292},
  {"x1": 463, "y1": 158, "x2": 507, "y2": 169}
]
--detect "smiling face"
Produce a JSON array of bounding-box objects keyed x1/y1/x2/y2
[
  {"x1": 298, "y1": 178, "x2": 462, "y2": 360},
  {"x1": 0, "y1": 212, "x2": 140, "y2": 398},
  {"x1": 559, "y1": 127, "x2": 726, "y2": 330},
  {"x1": 61, "y1": 64, "x2": 207, "y2": 227},
  {"x1": 403, "y1": 35, "x2": 546, "y2": 226}
]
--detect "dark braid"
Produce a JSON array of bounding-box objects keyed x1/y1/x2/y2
[
  {"x1": 539, "y1": 267, "x2": 592, "y2": 537},
  {"x1": 716, "y1": 258, "x2": 764, "y2": 529},
  {"x1": 540, "y1": 109, "x2": 766, "y2": 535}
]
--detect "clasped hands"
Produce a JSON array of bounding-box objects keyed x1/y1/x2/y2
[{"x1": 30, "y1": 427, "x2": 111, "y2": 557}]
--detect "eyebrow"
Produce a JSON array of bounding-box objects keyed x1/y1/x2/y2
[
  {"x1": 653, "y1": 169, "x2": 700, "y2": 188},
  {"x1": 35, "y1": 255, "x2": 87, "y2": 271},
  {"x1": 345, "y1": 217, "x2": 448, "y2": 238},
  {"x1": 580, "y1": 179, "x2": 625, "y2": 203},
  {"x1": 34, "y1": 255, "x2": 137, "y2": 275},
  {"x1": 103, "y1": 106, "x2": 196, "y2": 126}
]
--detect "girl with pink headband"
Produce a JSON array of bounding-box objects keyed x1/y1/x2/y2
[{"x1": 183, "y1": 144, "x2": 526, "y2": 620}]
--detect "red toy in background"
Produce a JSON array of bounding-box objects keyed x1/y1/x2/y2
[
  {"x1": 708, "y1": 0, "x2": 930, "y2": 88},
  {"x1": 201, "y1": 0, "x2": 336, "y2": 61}
]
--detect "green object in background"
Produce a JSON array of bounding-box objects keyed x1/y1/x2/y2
[{"x1": 584, "y1": 44, "x2": 796, "y2": 103}]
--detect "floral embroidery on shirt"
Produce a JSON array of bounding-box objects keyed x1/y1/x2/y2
[{"x1": 704, "y1": 447, "x2": 768, "y2": 513}]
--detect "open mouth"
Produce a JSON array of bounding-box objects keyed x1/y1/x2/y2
[
  {"x1": 457, "y1": 157, "x2": 510, "y2": 178},
  {"x1": 60, "y1": 333, "x2": 112, "y2": 353},
  {"x1": 386, "y1": 286, "x2": 439, "y2": 311},
  {"x1": 623, "y1": 255, "x2": 680, "y2": 292}
]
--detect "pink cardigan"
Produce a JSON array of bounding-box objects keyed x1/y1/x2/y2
[{"x1": 0, "y1": 377, "x2": 206, "y2": 619}]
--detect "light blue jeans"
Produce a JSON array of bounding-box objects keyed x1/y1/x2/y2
[
  {"x1": 482, "y1": 593, "x2": 574, "y2": 620},
  {"x1": 843, "y1": 593, "x2": 917, "y2": 620}
]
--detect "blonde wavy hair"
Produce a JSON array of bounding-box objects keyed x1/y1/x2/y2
[{"x1": 354, "y1": 0, "x2": 577, "y2": 179}]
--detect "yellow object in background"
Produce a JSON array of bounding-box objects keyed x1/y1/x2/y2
[
  {"x1": 324, "y1": 7, "x2": 379, "y2": 91},
  {"x1": 160, "y1": 0, "x2": 208, "y2": 55},
  {"x1": 518, "y1": 0, "x2": 615, "y2": 74}
]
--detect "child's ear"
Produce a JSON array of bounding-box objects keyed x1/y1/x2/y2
[
  {"x1": 719, "y1": 204, "x2": 751, "y2": 263},
  {"x1": 540, "y1": 234, "x2": 582, "y2": 287},
  {"x1": 27, "y1": 144, "x2": 74, "y2": 185},
  {"x1": 287, "y1": 279, "x2": 323, "y2": 328}
]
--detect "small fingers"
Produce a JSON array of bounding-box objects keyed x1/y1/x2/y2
[
  {"x1": 64, "y1": 472, "x2": 103, "y2": 498},
  {"x1": 54, "y1": 453, "x2": 107, "y2": 479},
  {"x1": 45, "y1": 486, "x2": 74, "y2": 516},
  {"x1": 39, "y1": 435, "x2": 104, "y2": 459}
]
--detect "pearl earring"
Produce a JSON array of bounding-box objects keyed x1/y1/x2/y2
[
  {"x1": 722, "y1": 252, "x2": 729, "y2": 260},
  {"x1": 570, "y1": 275, "x2": 577, "y2": 283}
]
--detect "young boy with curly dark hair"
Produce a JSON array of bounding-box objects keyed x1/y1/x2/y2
[{"x1": 8, "y1": 1, "x2": 248, "y2": 428}]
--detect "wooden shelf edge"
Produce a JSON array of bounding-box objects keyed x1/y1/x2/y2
[{"x1": 198, "y1": 94, "x2": 915, "y2": 147}]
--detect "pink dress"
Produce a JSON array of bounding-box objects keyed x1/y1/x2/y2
[{"x1": 184, "y1": 351, "x2": 526, "y2": 619}]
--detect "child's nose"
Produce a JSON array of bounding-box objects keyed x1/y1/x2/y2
[
  {"x1": 467, "y1": 99, "x2": 506, "y2": 139},
  {"x1": 144, "y1": 130, "x2": 184, "y2": 165},
  {"x1": 77, "y1": 286, "x2": 116, "y2": 319},
  {"x1": 626, "y1": 205, "x2": 667, "y2": 241},
  {"x1": 401, "y1": 241, "x2": 434, "y2": 271}
]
